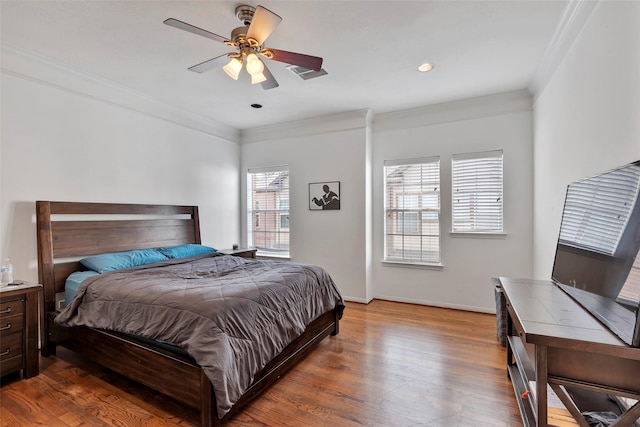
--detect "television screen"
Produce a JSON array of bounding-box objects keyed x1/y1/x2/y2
[{"x1": 551, "y1": 160, "x2": 640, "y2": 347}]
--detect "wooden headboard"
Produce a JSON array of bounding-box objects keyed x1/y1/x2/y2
[{"x1": 36, "y1": 201, "x2": 201, "y2": 314}]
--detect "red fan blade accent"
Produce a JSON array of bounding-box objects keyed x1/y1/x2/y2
[
  {"x1": 269, "y1": 49, "x2": 323, "y2": 71},
  {"x1": 164, "y1": 18, "x2": 229, "y2": 44},
  {"x1": 188, "y1": 54, "x2": 232, "y2": 73},
  {"x1": 260, "y1": 62, "x2": 279, "y2": 90},
  {"x1": 246, "y1": 6, "x2": 282, "y2": 46}
]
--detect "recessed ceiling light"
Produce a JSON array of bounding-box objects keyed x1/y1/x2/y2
[
  {"x1": 251, "y1": 103, "x2": 263, "y2": 109},
  {"x1": 418, "y1": 63, "x2": 435, "y2": 72}
]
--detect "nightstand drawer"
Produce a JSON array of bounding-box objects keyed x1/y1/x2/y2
[
  {"x1": 0, "y1": 314, "x2": 24, "y2": 337},
  {"x1": 0, "y1": 297, "x2": 24, "y2": 319},
  {"x1": 0, "y1": 331, "x2": 23, "y2": 367},
  {"x1": 0, "y1": 354, "x2": 24, "y2": 377}
]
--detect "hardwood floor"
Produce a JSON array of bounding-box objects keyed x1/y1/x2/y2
[{"x1": 0, "y1": 300, "x2": 523, "y2": 426}]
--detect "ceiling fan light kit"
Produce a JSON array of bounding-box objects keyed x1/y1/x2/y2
[
  {"x1": 246, "y1": 53, "x2": 264, "y2": 76},
  {"x1": 164, "y1": 4, "x2": 324, "y2": 90},
  {"x1": 223, "y1": 57, "x2": 243, "y2": 80},
  {"x1": 251, "y1": 73, "x2": 267, "y2": 84}
]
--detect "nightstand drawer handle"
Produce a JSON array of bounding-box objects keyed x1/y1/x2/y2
[
  {"x1": 0, "y1": 322, "x2": 11, "y2": 331},
  {"x1": 0, "y1": 348, "x2": 9, "y2": 356},
  {"x1": 0, "y1": 307, "x2": 11, "y2": 314}
]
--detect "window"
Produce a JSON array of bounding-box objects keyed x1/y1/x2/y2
[
  {"x1": 452, "y1": 150, "x2": 503, "y2": 233},
  {"x1": 279, "y1": 199, "x2": 289, "y2": 229},
  {"x1": 247, "y1": 166, "x2": 290, "y2": 257},
  {"x1": 384, "y1": 157, "x2": 441, "y2": 264},
  {"x1": 255, "y1": 201, "x2": 260, "y2": 228}
]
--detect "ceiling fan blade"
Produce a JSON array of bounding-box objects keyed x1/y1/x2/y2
[
  {"x1": 260, "y1": 62, "x2": 279, "y2": 90},
  {"x1": 268, "y1": 49, "x2": 323, "y2": 71},
  {"x1": 246, "y1": 6, "x2": 282, "y2": 45},
  {"x1": 188, "y1": 54, "x2": 232, "y2": 73},
  {"x1": 164, "y1": 18, "x2": 229, "y2": 44}
]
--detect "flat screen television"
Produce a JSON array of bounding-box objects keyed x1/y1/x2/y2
[{"x1": 552, "y1": 160, "x2": 640, "y2": 347}]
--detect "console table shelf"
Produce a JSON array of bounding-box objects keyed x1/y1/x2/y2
[
  {"x1": 507, "y1": 336, "x2": 537, "y2": 426},
  {"x1": 499, "y1": 277, "x2": 640, "y2": 427}
]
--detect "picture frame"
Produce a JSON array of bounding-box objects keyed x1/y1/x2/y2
[{"x1": 309, "y1": 181, "x2": 340, "y2": 210}]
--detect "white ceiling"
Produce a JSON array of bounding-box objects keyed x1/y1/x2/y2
[{"x1": 1, "y1": 0, "x2": 569, "y2": 131}]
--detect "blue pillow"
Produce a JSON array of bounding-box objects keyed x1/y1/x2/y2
[
  {"x1": 65, "y1": 271, "x2": 100, "y2": 304},
  {"x1": 80, "y1": 248, "x2": 168, "y2": 273},
  {"x1": 157, "y1": 244, "x2": 216, "y2": 259}
]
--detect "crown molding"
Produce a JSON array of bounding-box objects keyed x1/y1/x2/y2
[
  {"x1": 240, "y1": 109, "x2": 371, "y2": 144},
  {"x1": 373, "y1": 89, "x2": 532, "y2": 132},
  {"x1": 1, "y1": 42, "x2": 240, "y2": 143},
  {"x1": 529, "y1": 0, "x2": 599, "y2": 102}
]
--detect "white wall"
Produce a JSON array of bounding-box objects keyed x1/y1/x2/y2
[
  {"x1": 1, "y1": 51, "x2": 241, "y2": 283},
  {"x1": 532, "y1": 1, "x2": 640, "y2": 278},
  {"x1": 372, "y1": 91, "x2": 534, "y2": 312},
  {"x1": 1, "y1": 44, "x2": 534, "y2": 313},
  {"x1": 241, "y1": 110, "x2": 371, "y2": 302},
  {"x1": 242, "y1": 92, "x2": 534, "y2": 312},
  {"x1": 5, "y1": 0, "x2": 635, "y2": 314}
]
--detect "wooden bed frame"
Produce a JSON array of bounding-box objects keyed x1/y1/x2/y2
[{"x1": 36, "y1": 201, "x2": 341, "y2": 426}]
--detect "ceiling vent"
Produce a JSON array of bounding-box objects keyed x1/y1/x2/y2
[{"x1": 286, "y1": 65, "x2": 328, "y2": 80}]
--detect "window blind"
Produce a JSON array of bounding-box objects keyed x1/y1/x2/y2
[
  {"x1": 452, "y1": 150, "x2": 503, "y2": 233},
  {"x1": 558, "y1": 165, "x2": 640, "y2": 256},
  {"x1": 247, "y1": 166, "x2": 290, "y2": 257},
  {"x1": 384, "y1": 157, "x2": 440, "y2": 264}
]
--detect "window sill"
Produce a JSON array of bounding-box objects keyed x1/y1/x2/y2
[
  {"x1": 449, "y1": 231, "x2": 507, "y2": 239},
  {"x1": 381, "y1": 260, "x2": 443, "y2": 270}
]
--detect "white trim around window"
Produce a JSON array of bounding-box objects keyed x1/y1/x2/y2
[
  {"x1": 383, "y1": 156, "x2": 442, "y2": 266},
  {"x1": 247, "y1": 165, "x2": 290, "y2": 258}
]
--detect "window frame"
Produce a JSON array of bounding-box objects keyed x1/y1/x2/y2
[
  {"x1": 451, "y1": 150, "x2": 504, "y2": 235},
  {"x1": 247, "y1": 165, "x2": 290, "y2": 258},
  {"x1": 383, "y1": 156, "x2": 442, "y2": 267}
]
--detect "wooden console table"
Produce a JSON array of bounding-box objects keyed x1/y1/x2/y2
[{"x1": 499, "y1": 277, "x2": 640, "y2": 427}]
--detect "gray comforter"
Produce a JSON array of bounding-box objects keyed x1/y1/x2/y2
[{"x1": 55, "y1": 253, "x2": 344, "y2": 418}]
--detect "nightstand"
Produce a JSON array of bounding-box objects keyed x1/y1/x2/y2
[
  {"x1": 0, "y1": 282, "x2": 41, "y2": 379},
  {"x1": 219, "y1": 248, "x2": 257, "y2": 258}
]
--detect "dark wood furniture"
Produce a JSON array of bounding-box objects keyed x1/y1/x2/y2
[
  {"x1": 499, "y1": 277, "x2": 640, "y2": 427},
  {"x1": 218, "y1": 248, "x2": 257, "y2": 258},
  {"x1": 0, "y1": 282, "x2": 41, "y2": 379},
  {"x1": 36, "y1": 201, "x2": 341, "y2": 426}
]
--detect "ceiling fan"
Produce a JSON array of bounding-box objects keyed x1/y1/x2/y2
[{"x1": 164, "y1": 4, "x2": 323, "y2": 90}]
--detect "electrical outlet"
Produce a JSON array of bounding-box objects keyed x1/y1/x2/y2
[{"x1": 55, "y1": 292, "x2": 67, "y2": 311}]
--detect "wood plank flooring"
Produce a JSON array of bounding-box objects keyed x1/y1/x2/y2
[{"x1": 0, "y1": 300, "x2": 523, "y2": 426}]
